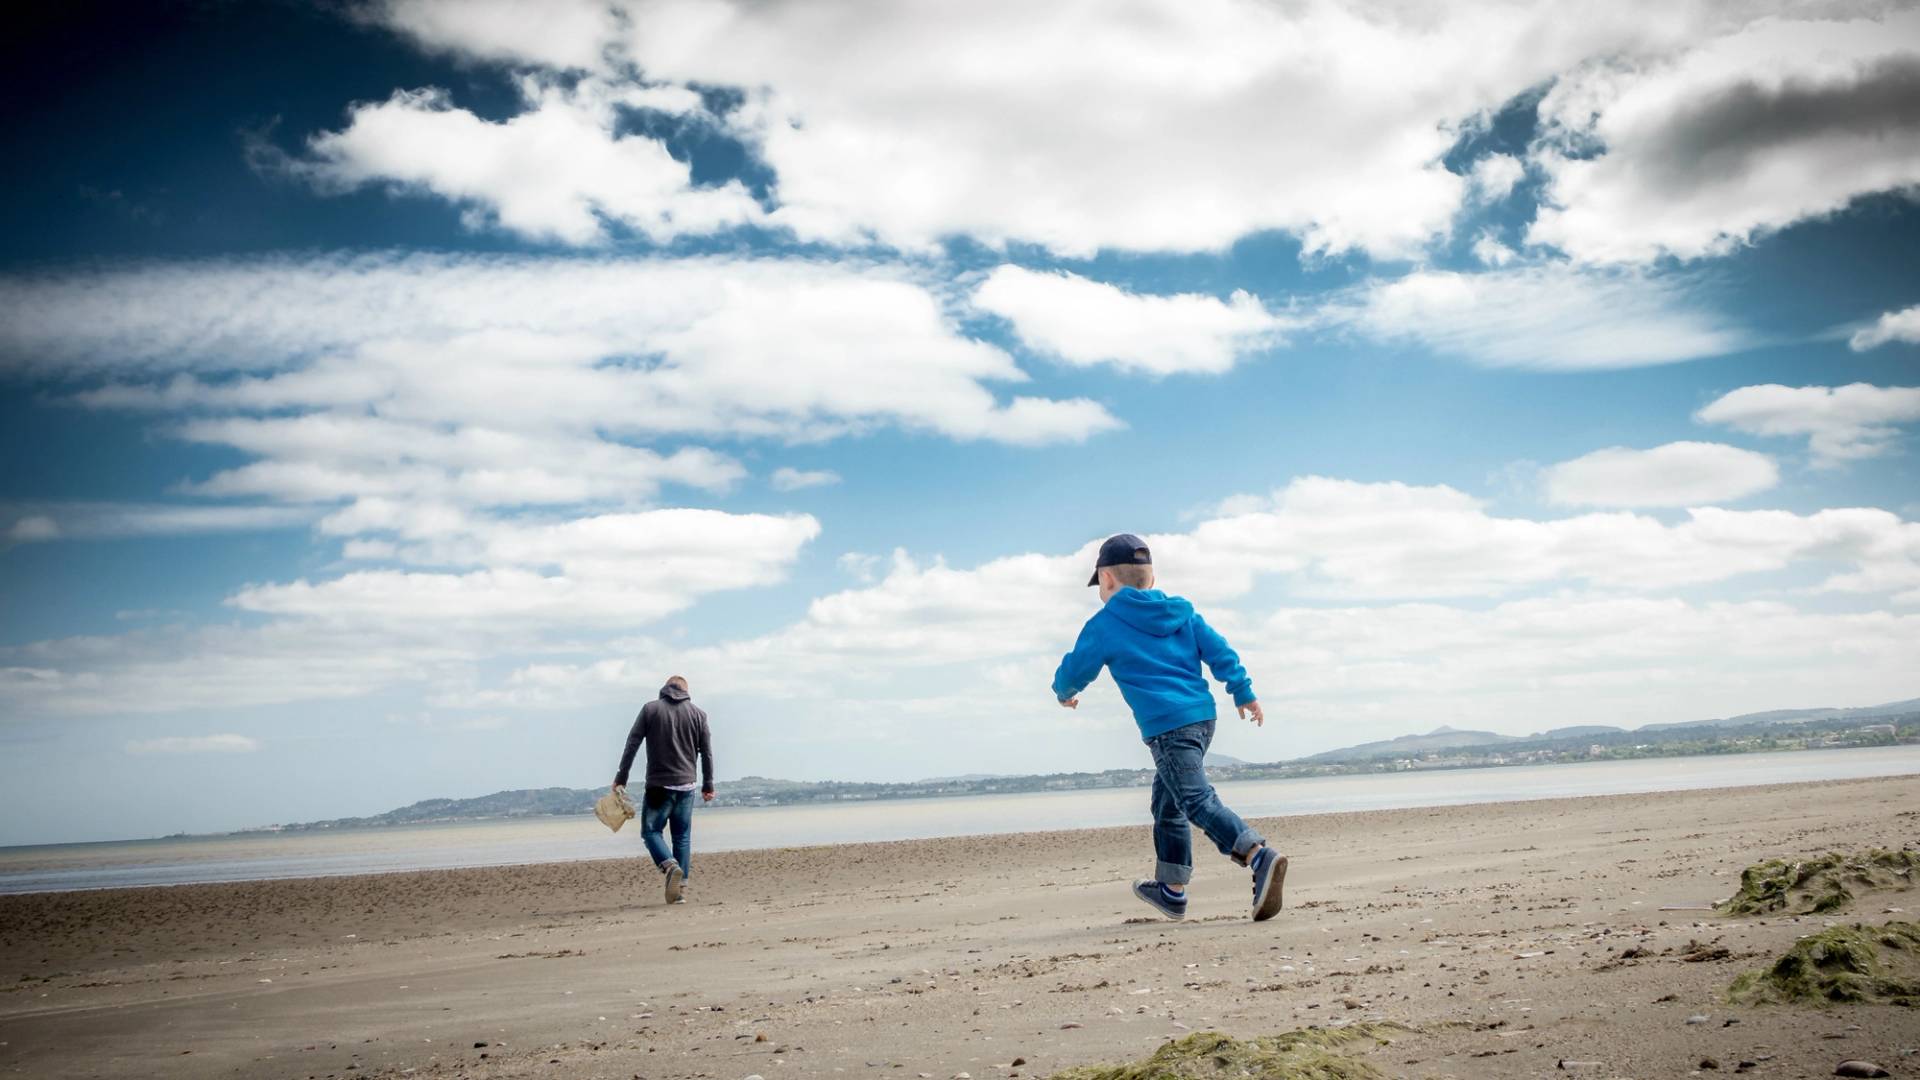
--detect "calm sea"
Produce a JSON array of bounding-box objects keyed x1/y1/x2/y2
[{"x1": 4, "y1": 746, "x2": 1918, "y2": 895}]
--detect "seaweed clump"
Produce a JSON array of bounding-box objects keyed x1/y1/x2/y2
[
  {"x1": 1046, "y1": 1024, "x2": 1403, "y2": 1080},
  {"x1": 1728, "y1": 921, "x2": 1920, "y2": 1007},
  {"x1": 1719, "y1": 849, "x2": 1919, "y2": 916}
]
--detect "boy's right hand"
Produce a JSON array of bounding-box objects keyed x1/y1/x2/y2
[
  {"x1": 1058, "y1": 697, "x2": 1078, "y2": 709},
  {"x1": 1238, "y1": 700, "x2": 1265, "y2": 726}
]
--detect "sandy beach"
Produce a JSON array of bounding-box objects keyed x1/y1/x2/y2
[{"x1": 3, "y1": 775, "x2": 1917, "y2": 1079}]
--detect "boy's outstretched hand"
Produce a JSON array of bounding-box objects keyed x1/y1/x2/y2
[
  {"x1": 1238, "y1": 700, "x2": 1265, "y2": 726},
  {"x1": 1058, "y1": 697, "x2": 1078, "y2": 709}
]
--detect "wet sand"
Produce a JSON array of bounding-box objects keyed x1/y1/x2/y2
[{"x1": 3, "y1": 776, "x2": 1918, "y2": 1078}]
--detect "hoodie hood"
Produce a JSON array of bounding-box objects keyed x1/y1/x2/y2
[
  {"x1": 1103, "y1": 588, "x2": 1193, "y2": 637},
  {"x1": 658, "y1": 682, "x2": 690, "y2": 702}
]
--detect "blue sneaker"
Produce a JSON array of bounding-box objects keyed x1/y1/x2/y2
[
  {"x1": 1249, "y1": 847, "x2": 1288, "y2": 921},
  {"x1": 1131, "y1": 879, "x2": 1188, "y2": 921}
]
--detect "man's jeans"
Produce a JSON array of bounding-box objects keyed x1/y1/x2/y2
[
  {"x1": 1146, "y1": 720, "x2": 1263, "y2": 885},
  {"x1": 639, "y1": 787, "x2": 696, "y2": 879}
]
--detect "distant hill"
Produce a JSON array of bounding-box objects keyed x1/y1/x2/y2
[
  {"x1": 1305, "y1": 726, "x2": 1519, "y2": 764},
  {"x1": 279, "y1": 787, "x2": 597, "y2": 830},
  {"x1": 1642, "y1": 698, "x2": 1920, "y2": 732},
  {"x1": 1535, "y1": 725, "x2": 1626, "y2": 739},
  {"x1": 1298, "y1": 697, "x2": 1919, "y2": 762},
  {"x1": 1205, "y1": 753, "x2": 1252, "y2": 767}
]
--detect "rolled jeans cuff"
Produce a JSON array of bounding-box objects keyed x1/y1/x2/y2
[
  {"x1": 1229, "y1": 827, "x2": 1265, "y2": 865},
  {"x1": 1156, "y1": 859, "x2": 1193, "y2": 885}
]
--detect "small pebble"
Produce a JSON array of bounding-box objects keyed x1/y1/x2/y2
[
  {"x1": 1686, "y1": 1014, "x2": 1710, "y2": 1025},
  {"x1": 1834, "y1": 1064, "x2": 1889, "y2": 1079}
]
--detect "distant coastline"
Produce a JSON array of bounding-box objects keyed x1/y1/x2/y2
[{"x1": 235, "y1": 699, "x2": 1918, "y2": 835}]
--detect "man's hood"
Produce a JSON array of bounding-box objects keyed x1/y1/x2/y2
[
  {"x1": 1103, "y1": 588, "x2": 1193, "y2": 637},
  {"x1": 659, "y1": 682, "x2": 690, "y2": 702}
]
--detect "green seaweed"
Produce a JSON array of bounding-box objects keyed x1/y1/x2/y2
[
  {"x1": 1046, "y1": 1024, "x2": 1404, "y2": 1080},
  {"x1": 1719, "y1": 849, "x2": 1919, "y2": 916},
  {"x1": 1727, "y1": 921, "x2": 1920, "y2": 1007}
]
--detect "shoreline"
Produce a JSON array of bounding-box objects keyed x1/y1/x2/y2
[
  {"x1": 11, "y1": 735, "x2": 1915, "y2": 853},
  {"x1": 6, "y1": 746, "x2": 1920, "y2": 895},
  {"x1": 0, "y1": 771, "x2": 1908, "y2": 898}
]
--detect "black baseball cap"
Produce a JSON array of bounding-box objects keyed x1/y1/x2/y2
[{"x1": 1088, "y1": 532, "x2": 1152, "y2": 586}]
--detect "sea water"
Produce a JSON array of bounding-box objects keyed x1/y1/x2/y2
[{"x1": 3, "y1": 745, "x2": 1917, "y2": 894}]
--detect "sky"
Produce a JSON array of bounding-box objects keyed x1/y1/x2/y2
[{"x1": 2, "y1": 0, "x2": 1918, "y2": 846}]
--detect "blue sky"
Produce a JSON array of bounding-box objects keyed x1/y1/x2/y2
[{"x1": 2, "y1": 1, "x2": 1918, "y2": 845}]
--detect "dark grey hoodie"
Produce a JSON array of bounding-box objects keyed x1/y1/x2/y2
[{"x1": 614, "y1": 683, "x2": 715, "y2": 793}]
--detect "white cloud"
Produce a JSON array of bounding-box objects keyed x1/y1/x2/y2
[
  {"x1": 1542, "y1": 441, "x2": 1778, "y2": 508},
  {"x1": 0, "y1": 509, "x2": 820, "y2": 714},
  {"x1": 1175, "y1": 477, "x2": 1920, "y2": 600},
  {"x1": 1695, "y1": 383, "x2": 1920, "y2": 465},
  {"x1": 124, "y1": 734, "x2": 261, "y2": 755},
  {"x1": 1339, "y1": 265, "x2": 1748, "y2": 369},
  {"x1": 560, "y1": 478, "x2": 1920, "y2": 699},
  {"x1": 356, "y1": 0, "x2": 1777, "y2": 259},
  {"x1": 0, "y1": 255, "x2": 1119, "y2": 479},
  {"x1": 172, "y1": 409, "x2": 744, "y2": 508},
  {"x1": 0, "y1": 252, "x2": 1126, "y2": 725},
  {"x1": 16, "y1": 474, "x2": 1920, "y2": 749},
  {"x1": 364, "y1": 0, "x2": 623, "y2": 70},
  {"x1": 232, "y1": 509, "x2": 822, "y2": 626},
  {"x1": 3, "y1": 619, "x2": 487, "y2": 717},
  {"x1": 1529, "y1": 10, "x2": 1920, "y2": 264},
  {"x1": 770, "y1": 467, "x2": 841, "y2": 492},
  {"x1": 1467, "y1": 153, "x2": 1526, "y2": 203},
  {"x1": 314, "y1": 4, "x2": 1920, "y2": 269},
  {"x1": 3, "y1": 503, "x2": 315, "y2": 544},
  {"x1": 1851, "y1": 304, "x2": 1920, "y2": 351},
  {"x1": 1470, "y1": 231, "x2": 1517, "y2": 267},
  {"x1": 1233, "y1": 596, "x2": 1920, "y2": 722},
  {"x1": 973, "y1": 266, "x2": 1288, "y2": 376},
  {"x1": 296, "y1": 79, "x2": 760, "y2": 245},
  {"x1": 6, "y1": 516, "x2": 59, "y2": 543},
  {"x1": 465, "y1": 529, "x2": 1920, "y2": 749},
  {"x1": 836, "y1": 551, "x2": 882, "y2": 582}
]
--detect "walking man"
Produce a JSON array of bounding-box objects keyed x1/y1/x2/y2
[{"x1": 612, "y1": 675, "x2": 715, "y2": 904}]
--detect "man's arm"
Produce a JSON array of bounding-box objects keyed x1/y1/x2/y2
[
  {"x1": 1192, "y1": 613, "x2": 1262, "y2": 723},
  {"x1": 1051, "y1": 616, "x2": 1106, "y2": 707},
  {"x1": 612, "y1": 706, "x2": 648, "y2": 787},
  {"x1": 697, "y1": 712, "x2": 715, "y2": 798}
]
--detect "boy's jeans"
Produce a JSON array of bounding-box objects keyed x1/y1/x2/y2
[
  {"x1": 1145, "y1": 720, "x2": 1263, "y2": 885},
  {"x1": 639, "y1": 787, "x2": 696, "y2": 879}
]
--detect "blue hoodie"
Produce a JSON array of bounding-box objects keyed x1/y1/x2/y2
[{"x1": 1051, "y1": 588, "x2": 1255, "y2": 741}]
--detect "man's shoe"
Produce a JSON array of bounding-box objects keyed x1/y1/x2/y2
[
  {"x1": 1250, "y1": 847, "x2": 1288, "y2": 922},
  {"x1": 1131, "y1": 879, "x2": 1187, "y2": 921},
  {"x1": 663, "y1": 860, "x2": 685, "y2": 905}
]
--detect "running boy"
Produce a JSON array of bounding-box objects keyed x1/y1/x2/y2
[{"x1": 1052, "y1": 533, "x2": 1287, "y2": 922}]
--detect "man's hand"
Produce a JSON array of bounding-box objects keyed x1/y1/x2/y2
[
  {"x1": 1058, "y1": 696, "x2": 1079, "y2": 709},
  {"x1": 612, "y1": 780, "x2": 626, "y2": 792},
  {"x1": 702, "y1": 790, "x2": 715, "y2": 803},
  {"x1": 1237, "y1": 700, "x2": 1265, "y2": 727}
]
